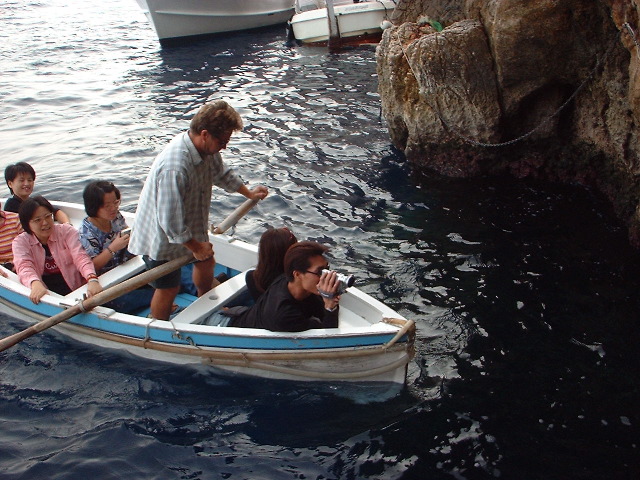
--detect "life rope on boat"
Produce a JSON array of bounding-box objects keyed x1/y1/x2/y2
[
  {"x1": 60, "y1": 317, "x2": 416, "y2": 380},
  {"x1": 396, "y1": 26, "x2": 621, "y2": 148}
]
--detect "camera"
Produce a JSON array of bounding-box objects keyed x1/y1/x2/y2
[
  {"x1": 322, "y1": 269, "x2": 355, "y2": 295},
  {"x1": 120, "y1": 227, "x2": 132, "y2": 237}
]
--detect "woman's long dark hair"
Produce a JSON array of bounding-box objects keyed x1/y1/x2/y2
[{"x1": 253, "y1": 227, "x2": 298, "y2": 293}]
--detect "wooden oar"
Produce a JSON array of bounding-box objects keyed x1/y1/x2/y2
[
  {"x1": 0, "y1": 254, "x2": 193, "y2": 353},
  {"x1": 210, "y1": 198, "x2": 258, "y2": 234}
]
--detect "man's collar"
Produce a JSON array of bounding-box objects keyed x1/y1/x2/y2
[{"x1": 184, "y1": 131, "x2": 206, "y2": 165}]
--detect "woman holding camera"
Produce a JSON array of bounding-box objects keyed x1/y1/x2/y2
[
  {"x1": 78, "y1": 181, "x2": 152, "y2": 314},
  {"x1": 78, "y1": 181, "x2": 131, "y2": 275}
]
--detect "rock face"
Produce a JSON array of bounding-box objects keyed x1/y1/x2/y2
[{"x1": 377, "y1": 0, "x2": 640, "y2": 245}]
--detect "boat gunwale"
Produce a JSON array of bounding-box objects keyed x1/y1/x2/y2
[
  {"x1": 153, "y1": 8, "x2": 295, "y2": 18},
  {"x1": 0, "y1": 286, "x2": 412, "y2": 351},
  {"x1": 57, "y1": 320, "x2": 412, "y2": 359}
]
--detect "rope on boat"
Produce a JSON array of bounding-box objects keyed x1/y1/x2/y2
[
  {"x1": 143, "y1": 318, "x2": 153, "y2": 348},
  {"x1": 170, "y1": 319, "x2": 200, "y2": 348},
  {"x1": 60, "y1": 320, "x2": 413, "y2": 379},
  {"x1": 141, "y1": 317, "x2": 202, "y2": 350},
  {"x1": 48, "y1": 311, "x2": 416, "y2": 380},
  {"x1": 76, "y1": 296, "x2": 88, "y2": 313},
  {"x1": 396, "y1": 26, "x2": 621, "y2": 148}
]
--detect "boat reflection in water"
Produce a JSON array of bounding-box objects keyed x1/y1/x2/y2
[{"x1": 134, "y1": 0, "x2": 296, "y2": 44}]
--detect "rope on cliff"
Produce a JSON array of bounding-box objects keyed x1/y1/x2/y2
[
  {"x1": 624, "y1": 22, "x2": 640, "y2": 59},
  {"x1": 398, "y1": 29, "x2": 621, "y2": 148}
]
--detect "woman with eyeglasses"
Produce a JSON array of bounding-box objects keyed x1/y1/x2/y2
[
  {"x1": 12, "y1": 196, "x2": 102, "y2": 304},
  {"x1": 78, "y1": 181, "x2": 131, "y2": 275},
  {"x1": 78, "y1": 181, "x2": 154, "y2": 314}
]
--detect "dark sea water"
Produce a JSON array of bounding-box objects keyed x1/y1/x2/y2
[{"x1": 1, "y1": 1, "x2": 639, "y2": 479}]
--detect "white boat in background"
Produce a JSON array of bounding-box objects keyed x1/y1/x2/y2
[
  {"x1": 289, "y1": 0, "x2": 396, "y2": 45},
  {"x1": 0, "y1": 201, "x2": 416, "y2": 391},
  {"x1": 134, "y1": 0, "x2": 296, "y2": 44}
]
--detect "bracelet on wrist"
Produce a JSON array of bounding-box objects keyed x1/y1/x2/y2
[
  {"x1": 106, "y1": 247, "x2": 116, "y2": 257},
  {"x1": 88, "y1": 278, "x2": 100, "y2": 284}
]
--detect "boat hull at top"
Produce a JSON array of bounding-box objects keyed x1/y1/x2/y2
[
  {"x1": 135, "y1": 0, "x2": 296, "y2": 43},
  {"x1": 290, "y1": 0, "x2": 396, "y2": 44}
]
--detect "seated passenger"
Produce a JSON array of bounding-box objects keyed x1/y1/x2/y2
[
  {"x1": 0, "y1": 210, "x2": 23, "y2": 270},
  {"x1": 79, "y1": 181, "x2": 153, "y2": 314},
  {"x1": 245, "y1": 227, "x2": 298, "y2": 302},
  {"x1": 213, "y1": 241, "x2": 341, "y2": 332},
  {"x1": 12, "y1": 196, "x2": 102, "y2": 304},
  {"x1": 4, "y1": 162, "x2": 71, "y2": 224},
  {"x1": 79, "y1": 181, "x2": 131, "y2": 274}
]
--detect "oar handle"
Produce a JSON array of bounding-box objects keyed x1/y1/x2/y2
[
  {"x1": 0, "y1": 254, "x2": 193, "y2": 353},
  {"x1": 382, "y1": 319, "x2": 416, "y2": 350},
  {"x1": 211, "y1": 198, "x2": 259, "y2": 234}
]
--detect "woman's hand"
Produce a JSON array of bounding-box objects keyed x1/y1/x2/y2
[
  {"x1": 29, "y1": 280, "x2": 48, "y2": 304},
  {"x1": 109, "y1": 230, "x2": 130, "y2": 252},
  {"x1": 86, "y1": 280, "x2": 103, "y2": 298}
]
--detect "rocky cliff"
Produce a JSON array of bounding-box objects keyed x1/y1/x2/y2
[{"x1": 376, "y1": 0, "x2": 640, "y2": 245}]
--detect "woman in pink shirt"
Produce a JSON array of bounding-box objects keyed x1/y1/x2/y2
[{"x1": 12, "y1": 196, "x2": 102, "y2": 304}]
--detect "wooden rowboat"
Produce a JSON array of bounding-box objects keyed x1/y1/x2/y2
[{"x1": 0, "y1": 201, "x2": 415, "y2": 389}]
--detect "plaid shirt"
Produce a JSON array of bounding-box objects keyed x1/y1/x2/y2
[{"x1": 128, "y1": 131, "x2": 243, "y2": 261}]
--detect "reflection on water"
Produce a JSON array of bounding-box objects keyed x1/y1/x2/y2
[{"x1": 1, "y1": 0, "x2": 640, "y2": 478}]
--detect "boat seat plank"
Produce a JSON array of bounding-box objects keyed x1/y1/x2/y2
[
  {"x1": 98, "y1": 256, "x2": 147, "y2": 288},
  {"x1": 171, "y1": 270, "x2": 250, "y2": 324},
  {"x1": 0, "y1": 265, "x2": 20, "y2": 283},
  {"x1": 65, "y1": 256, "x2": 147, "y2": 302}
]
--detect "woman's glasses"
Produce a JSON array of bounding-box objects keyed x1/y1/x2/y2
[
  {"x1": 102, "y1": 199, "x2": 121, "y2": 209},
  {"x1": 30, "y1": 213, "x2": 54, "y2": 224}
]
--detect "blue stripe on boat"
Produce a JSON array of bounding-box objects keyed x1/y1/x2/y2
[{"x1": 1, "y1": 286, "x2": 405, "y2": 350}]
